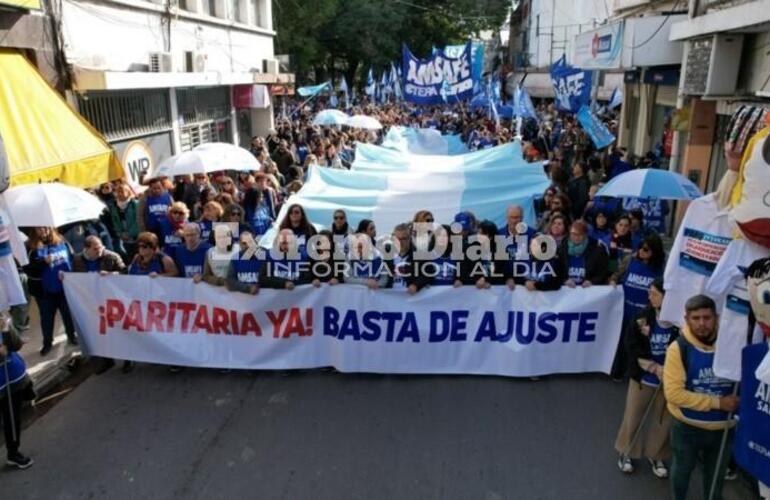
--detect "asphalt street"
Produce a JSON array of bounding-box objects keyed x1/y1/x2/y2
[{"x1": 0, "y1": 367, "x2": 747, "y2": 500}]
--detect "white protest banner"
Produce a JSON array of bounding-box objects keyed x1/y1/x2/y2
[{"x1": 64, "y1": 274, "x2": 624, "y2": 377}]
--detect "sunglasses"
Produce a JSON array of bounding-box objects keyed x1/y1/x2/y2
[
  {"x1": 230, "y1": 210, "x2": 242, "y2": 216},
  {"x1": 425, "y1": 218, "x2": 434, "y2": 223},
  {"x1": 334, "y1": 216, "x2": 345, "y2": 220},
  {"x1": 640, "y1": 246, "x2": 652, "y2": 252},
  {"x1": 171, "y1": 210, "x2": 185, "y2": 215},
  {"x1": 137, "y1": 243, "x2": 153, "y2": 249}
]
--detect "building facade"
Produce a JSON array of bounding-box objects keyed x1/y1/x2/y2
[{"x1": 669, "y1": 0, "x2": 770, "y2": 196}]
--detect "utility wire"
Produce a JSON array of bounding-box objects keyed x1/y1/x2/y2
[{"x1": 623, "y1": 0, "x2": 682, "y2": 50}]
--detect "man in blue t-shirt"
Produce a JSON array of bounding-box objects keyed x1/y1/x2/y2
[{"x1": 174, "y1": 223, "x2": 211, "y2": 280}]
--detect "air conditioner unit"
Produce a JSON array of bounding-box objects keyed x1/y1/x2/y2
[
  {"x1": 263, "y1": 59, "x2": 279, "y2": 75},
  {"x1": 184, "y1": 51, "x2": 207, "y2": 72},
  {"x1": 682, "y1": 34, "x2": 743, "y2": 96},
  {"x1": 149, "y1": 52, "x2": 173, "y2": 73}
]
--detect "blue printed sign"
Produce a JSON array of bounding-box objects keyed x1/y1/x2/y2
[
  {"x1": 437, "y1": 42, "x2": 485, "y2": 82},
  {"x1": 402, "y1": 42, "x2": 475, "y2": 105},
  {"x1": 734, "y1": 342, "x2": 770, "y2": 486},
  {"x1": 576, "y1": 105, "x2": 616, "y2": 149},
  {"x1": 550, "y1": 56, "x2": 593, "y2": 113}
]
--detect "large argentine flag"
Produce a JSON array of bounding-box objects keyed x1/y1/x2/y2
[
  {"x1": 353, "y1": 141, "x2": 528, "y2": 172},
  {"x1": 381, "y1": 126, "x2": 468, "y2": 155},
  {"x1": 264, "y1": 141, "x2": 549, "y2": 242}
]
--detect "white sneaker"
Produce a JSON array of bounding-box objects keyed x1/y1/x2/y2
[
  {"x1": 617, "y1": 455, "x2": 634, "y2": 473},
  {"x1": 648, "y1": 458, "x2": 668, "y2": 478}
]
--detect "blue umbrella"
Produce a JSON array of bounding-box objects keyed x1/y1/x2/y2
[
  {"x1": 312, "y1": 109, "x2": 349, "y2": 127},
  {"x1": 596, "y1": 168, "x2": 703, "y2": 200}
]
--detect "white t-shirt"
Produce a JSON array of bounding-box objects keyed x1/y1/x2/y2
[
  {"x1": 660, "y1": 193, "x2": 734, "y2": 326},
  {"x1": 705, "y1": 239, "x2": 769, "y2": 381}
]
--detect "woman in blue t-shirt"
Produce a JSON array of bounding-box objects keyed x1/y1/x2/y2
[
  {"x1": 24, "y1": 227, "x2": 76, "y2": 356},
  {"x1": 128, "y1": 232, "x2": 178, "y2": 277}
]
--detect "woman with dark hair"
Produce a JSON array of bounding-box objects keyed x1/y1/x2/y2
[
  {"x1": 278, "y1": 203, "x2": 317, "y2": 250},
  {"x1": 589, "y1": 210, "x2": 613, "y2": 250},
  {"x1": 614, "y1": 278, "x2": 677, "y2": 478},
  {"x1": 470, "y1": 219, "x2": 508, "y2": 288},
  {"x1": 24, "y1": 227, "x2": 76, "y2": 356},
  {"x1": 355, "y1": 219, "x2": 376, "y2": 245},
  {"x1": 331, "y1": 209, "x2": 350, "y2": 236},
  {"x1": 610, "y1": 233, "x2": 666, "y2": 380},
  {"x1": 127, "y1": 232, "x2": 178, "y2": 278},
  {"x1": 609, "y1": 214, "x2": 634, "y2": 272},
  {"x1": 220, "y1": 204, "x2": 253, "y2": 244}
]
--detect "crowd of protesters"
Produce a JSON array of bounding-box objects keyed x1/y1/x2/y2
[{"x1": 8, "y1": 97, "x2": 735, "y2": 496}]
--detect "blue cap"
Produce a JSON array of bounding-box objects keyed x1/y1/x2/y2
[{"x1": 454, "y1": 212, "x2": 473, "y2": 232}]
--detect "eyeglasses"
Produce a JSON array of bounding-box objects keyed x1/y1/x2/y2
[
  {"x1": 230, "y1": 210, "x2": 242, "y2": 216},
  {"x1": 171, "y1": 210, "x2": 185, "y2": 215},
  {"x1": 137, "y1": 243, "x2": 153, "y2": 249},
  {"x1": 640, "y1": 246, "x2": 651, "y2": 252},
  {"x1": 425, "y1": 218, "x2": 434, "y2": 223}
]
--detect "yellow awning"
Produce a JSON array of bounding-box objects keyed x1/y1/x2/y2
[
  {"x1": 0, "y1": 0, "x2": 40, "y2": 10},
  {"x1": 0, "y1": 49, "x2": 124, "y2": 188}
]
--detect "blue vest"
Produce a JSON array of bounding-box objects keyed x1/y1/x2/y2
[
  {"x1": 84, "y1": 258, "x2": 101, "y2": 273},
  {"x1": 622, "y1": 259, "x2": 660, "y2": 313},
  {"x1": 265, "y1": 251, "x2": 307, "y2": 281},
  {"x1": 128, "y1": 254, "x2": 166, "y2": 275},
  {"x1": 198, "y1": 220, "x2": 213, "y2": 242},
  {"x1": 734, "y1": 342, "x2": 770, "y2": 486},
  {"x1": 567, "y1": 254, "x2": 586, "y2": 284},
  {"x1": 681, "y1": 341, "x2": 735, "y2": 423},
  {"x1": 144, "y1": 192, "x2": 173, "y2": 230},
  {"x1": 232, "y1": 252, "x2": 262, "y2": 284},
  {"x1": 589, "y1": 227, "x2": 612, "y2": 250},
  {"x1": 349, "y1": 257, "x2": 384, "y2": 279},
  {"x1": 248, "y1": 194, "x2": 274, "y2": 236},
  {"x1": 0, "y1": 352, "x2": 27, "y2": 392},
  {"x1": 37, "y1": 242, "x2": 72, "y2": 294},
  {"x1": 174, "y1": 243, "x2": 210, "y2": 278},
  {"x1": 641, "y1": 323, "x2": 676, "y2": 387},
  {"x1": 391, "y1": 254, "x2": 410, "y2": 290},
  {"x1": 431, "y1": 256, "x2": 458, "y2": 286},
  {"x1": 158, "y1": 218, "x2": 183, "y2": 254}
]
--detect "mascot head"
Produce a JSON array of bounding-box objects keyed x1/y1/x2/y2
[
  {"x1": 730, "y1": 112, "x2": 770, "y2": 247},
  {"x1": 747, "y1": 257, "x2": 770, "y2": 337}
]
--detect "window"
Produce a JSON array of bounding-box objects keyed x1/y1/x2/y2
[
  {"x1": 77, "y1": 90, "x2": 171, "y2": 142},
  {"x1": 229, "y1": 0, "x2": 242, "y2": 22}
]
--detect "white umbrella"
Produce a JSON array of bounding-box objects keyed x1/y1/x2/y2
[
  {"x1": 313, "y1": 109, "x2": 349, "y2": 127},
  {"x1": 2, "y1": 182, "x2": 106, "y2": 227},
  {"x1": 347, "y1": 114, "x2": 383, "y2": 130},
  {"x1": 147, "y1": 142, "x2": 260, "y2": 179}
]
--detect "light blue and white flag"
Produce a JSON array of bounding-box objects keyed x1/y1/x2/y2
[
  {"x1": 514, "y1": 85, "x2": 538, "y2": 120},
  {"x1": 297, "y1": 81, "x2": 331, "y2": 98},
  {"x1": 378, "y1": 126, "x2": 469, "y2": 156},
  {"x1": 365, "y1": 68, "x2": 376, "y2": 97},
  {"x1": 339, "y1": 76, "x2": 350, "y2": 109},
  {"x1": 609, "y1": 87, "x2": 623, "y2": 110},
  {"x1": 356, "y1": 138, "x2": 524, "y2": 168},
  {"x1": 267, "y1": 144, "x2": 548, "y2": 242}
]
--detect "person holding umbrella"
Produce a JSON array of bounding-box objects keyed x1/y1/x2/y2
[
  {"x1": 614, "y1": 278, "x2": 678, "y2": 477},
  {"x1": 24, "y1": 227, "x2": 77, "y2": 356}
]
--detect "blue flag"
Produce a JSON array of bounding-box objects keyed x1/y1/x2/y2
[
  {"x1": 609, "y1": 87, "x2": 623, "y2": 110},
  {"x1": 402, "y1": 42, "x2": 474, "y2": 105},
  {"x1": 550, "y1": 55, "x2": 592, "y2": 113},
  {"x1": 734, "y1": 342, "x2": 770, "y2": 487},
  {"x1": 576, "y1": 105, "x2": 615, "y2": 149}
]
